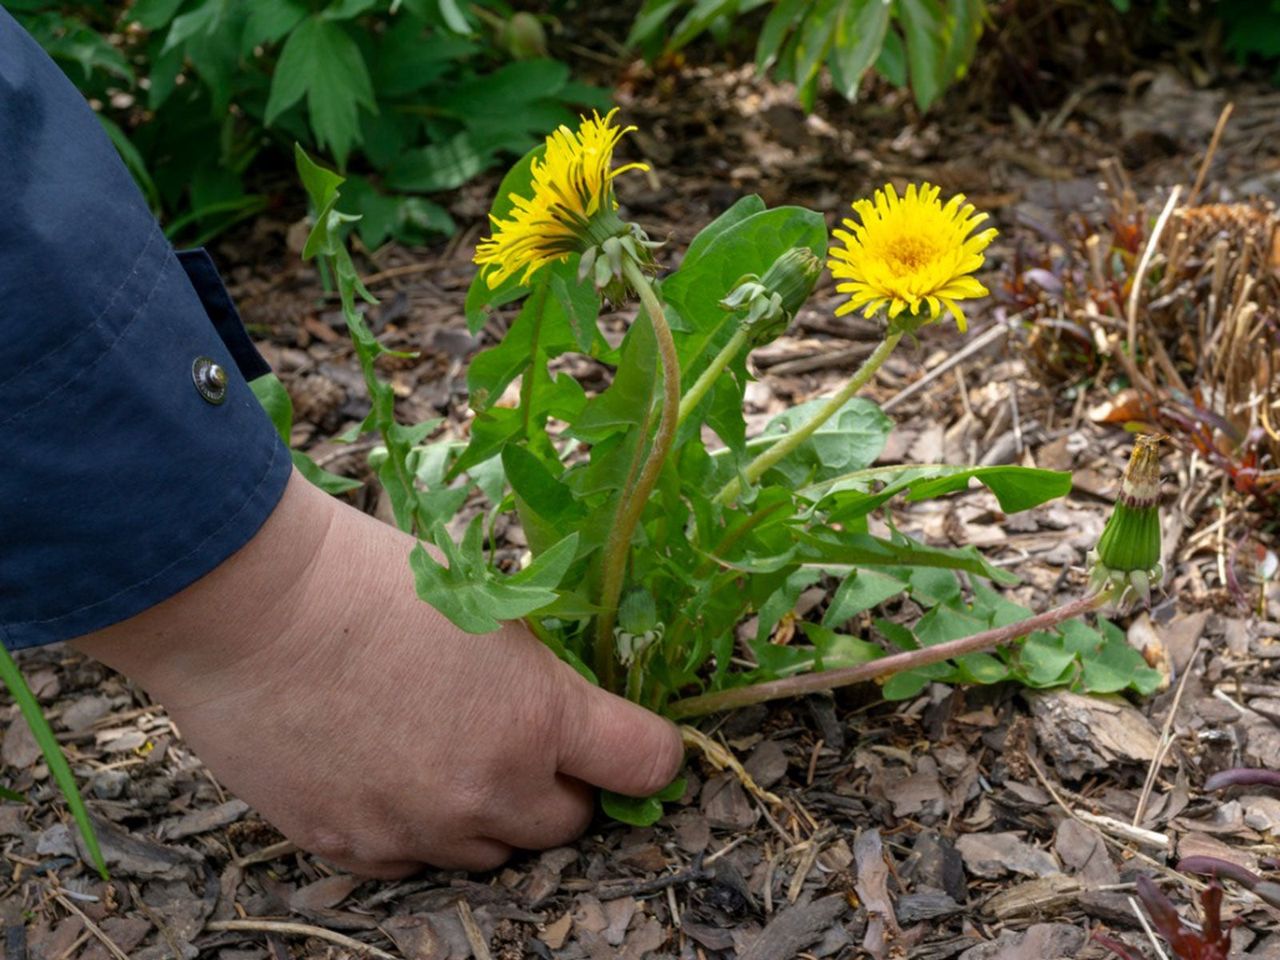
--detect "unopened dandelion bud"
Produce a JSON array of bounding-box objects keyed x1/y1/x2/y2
[
  {"x1": 720, "y1": 247, "x2": 822, "y2": 345},
  {"x1": 502, "y1": 12, "x2": 547, "y2": 60},
  {"x1": 1087, "y1": 434, "x2": 1164, "y2": 610},
  {"x1": 618, "y1": 588, "x2": 658, "y2": 636},
  {"x1": 760, "y1": 247, "x2": 822, "y2": 317},
  {"x1": 616, "y1": 589, "x2": 662, "y2": 667}
]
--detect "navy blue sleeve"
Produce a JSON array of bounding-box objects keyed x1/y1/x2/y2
[{"x1": 0, "y1": 8, "x2": 292, "y2": 651}]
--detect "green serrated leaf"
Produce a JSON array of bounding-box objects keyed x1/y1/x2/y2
[
  {"x1": 410, "y1": 527, "x2": 579, "y2": 633},
  {"x1": 267, "y1": 18, "x2": 376, "y2": 164}
]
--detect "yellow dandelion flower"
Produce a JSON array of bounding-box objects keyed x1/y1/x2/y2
[
  {"x1": 475, "y1": 108, "x2": 649, "y2": 289},
  {"x1": 827, "y1": 182, "x2": 998, "y2": 332}
]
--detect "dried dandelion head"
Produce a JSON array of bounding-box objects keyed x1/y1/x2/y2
[
  {"x1": 828, "y1": 183, "x2": 998, "y2": 333},
  {"x1": 1088, "y1": 434, "x2": 1164, "y2": 610}
]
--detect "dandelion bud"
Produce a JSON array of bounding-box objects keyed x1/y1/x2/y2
[
  {"x1": 502, "y1": 12, "x2": 547, "y2": 60},
  {"x1": 618, "y1": 588, "x2": 658, "y2": 636},
  {"x1": 616, "y1": 589, "x2": 662, "y2": 667},
  {"x1": 1087, "y1": 435, "x2": 1164, "y2": 610},
  {"x1": 720, "y1": 247, "x2": 822, "y2": 345}
]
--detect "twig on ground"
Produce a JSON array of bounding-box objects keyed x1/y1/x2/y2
[
  {"x1": 1074, "y1": 811, "x2": 1171, "y2": 853},
  {"x1": 52, "y1": 893, "x2": 131, "y2": 960},
  {"x1": 595, "y1": 856, "x2": 711, "y2": 899},
  {"x1": 1129, "y1": 894, "x2": 1172, "y2": 960},
  {"x1": 456, "y1": 901, "x2": 492, "y2": 960},
  {"x1": 205, "y1": 919, "x2": 398, "y2": 959},
  {"x1": 1133, "y1": 639, "x2": 1203, "y2": 826},
  {"x1": 882, "y1": 322, "x2": 1009, "y2": 412}
]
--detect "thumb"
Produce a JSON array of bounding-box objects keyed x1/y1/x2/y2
[{"x1": 556, "y1": 676, "x2": 684, "y2": 797}]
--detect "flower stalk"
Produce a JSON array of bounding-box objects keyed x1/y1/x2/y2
[
  {"x1": 594, "y1": 257, "x2": 681, "y2": 690},
  {"x1": 713, "y1": 331, "x2": 903, "y2": 505},
  {"x1": 677, "y1": 326, "x2": 750, "y2": 426},
  {"x1": 664, "y1": 590, "x2": 1108, "y2": 719}
]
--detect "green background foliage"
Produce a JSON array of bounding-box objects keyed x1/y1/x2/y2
[
  {"x1": 15, "y1": 0, "x2": 1280, "y2": 247},
  {"x1": 628, "y1": 0, "x2": 986, "y2": 111},
  {"x1": 9, "y1": 0, "x2": 608, "y2": 246}
]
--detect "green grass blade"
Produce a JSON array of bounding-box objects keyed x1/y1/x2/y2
[{"x1": 0, "y1": 645, "x2": 108, "y2": 879}]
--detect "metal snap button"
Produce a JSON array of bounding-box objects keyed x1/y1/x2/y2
[{"x1": 192, "y1": 356, "x2": 228, "y2": 405}]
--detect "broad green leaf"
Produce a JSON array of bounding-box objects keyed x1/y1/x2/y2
[
  {"x1": 823, "y1": 569, "x2": 908, "y2": 625},
  {"x1": 385, "y1": 132, "x2": 491, "y2": 193},
  {"x1": 756, "y1": 0, "x2": 807, "y2": 71},
  {"x1": 664, "y1": 205, "x2": 826, "y2": 359},
  {"x1": 875, "y1": 25, "x2": 907, "y2": 85},
  {"x1": 342, "y1": 176, "x2": 455, "y2": 248},
  {"x1": 1018, "y1": 632, "x2": 1078, "y2": 687},
  {"x1": 467, "y1": 261, "x2": 601, "y2": 415},
  {"x1": 953, "y1": 652, "x2": 1010, "y2": 685},
  {"x1": 908, "y1": 567, "x2": 961, "y2": 606},
  {"x1": 685, "y1": 195, "x2": 767, "y2": 264},
  {"x1": 293, "y1": 451, "x2": 363, "y2": 494},
  {"x1": 129, "y1": 0, "x2": 188, "y2": 30},
  {"x1": 571, "y1": 314, "x2": 657, "y2": 442},
  {"x1": 791, "y1": 0, "x2": 840, "y2": 91},
  {"x1": 601, "y1": 777, "x2": 686, "y2": 827},
  {"x1": 0, "y1": 646, "x2": 107, "y2": 879},
  {"x1": 503, "y1": 444, "x2": 587, "y2": 556},
  {"x1": 757, "y1": 397, "x2": 891, "y2": 486},
  {"x1": 266, "y1": 18, "x2": 376, "y2": 164},
  {"x1": 243, "y1": 0, "x2": 308, "y2": 50},
  {"x1": 435, "y1": 59, "x2": 569, "y2": 119},
  {"x1": 323, "y1": 0, "x2": 382, "y2": 20},
  {"x1": 881, "y1": 663, "x2": 951, "y2": 700},
  {"x1": 668, "y1": 0, "x2": 739, "y2": 52},
  {"x1": 799, "y1": 529, "x2": 1018, "y2": 584},
  {"x1": 898, "y1": 0, "x2": 945, "y2": 109},
  {"x1": 754, "y1": 568, "x2": 822, "y2": 644},
  {"x1": 250, "y1": 373, "x2": 293, "y2": 443},
  {"x1": 828, "y1": 0, "x2": 892, "y2": 100},
  {"x1": 800, "y1": 623, "x2": 884, "y2": 671},
  {"x1": 627, "y1": 0, "x2": 683, "y2": 47},
  {"x1": 161, "y1": 0, "x2": 220, "y2": 52},
  {"x1": 810, "y1": 463, "x2": 1072, "y2": 522}
]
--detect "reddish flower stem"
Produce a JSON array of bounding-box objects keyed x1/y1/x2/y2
[{"x1": 664, "y1": 590, "x2": 1108, "y2": 720}]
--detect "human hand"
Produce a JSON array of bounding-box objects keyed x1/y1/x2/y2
[{"x1": 74, "y1": 470, "x2": 684, "y2": 877}]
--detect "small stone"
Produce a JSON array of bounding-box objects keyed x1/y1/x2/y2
[{"x1": 89, "y1": 769, "x2": 130, "y2": 800}]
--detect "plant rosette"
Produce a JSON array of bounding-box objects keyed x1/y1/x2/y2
[{"x1": 289, "y1": 112, "x2": 1164, "y2": 825}]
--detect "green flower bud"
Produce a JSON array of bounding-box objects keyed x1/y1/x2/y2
[
  {"x1": 618, "y1": 588, "x2": 658, "y2": 636},
  {"x1": 616, "y1": 589, "x2": 662, "y2": 667},
  {"x1": 720, "y1": 247, "x2": 823, "y2": 346},
  {"x1": 501, "y1": 12, "x2": 548, "y2": 60},
  {"x1": 1088, "y1": 434, "x2": 1164, "y2": 610}
]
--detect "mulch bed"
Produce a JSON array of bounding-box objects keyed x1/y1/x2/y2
[{"x1": 5, "y1": 26, "x2": 1280, "y2": 960}]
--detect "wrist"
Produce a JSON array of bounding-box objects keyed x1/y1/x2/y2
[{"x1": 72, "y1": 468, "x2": 338, "y2": 699}]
